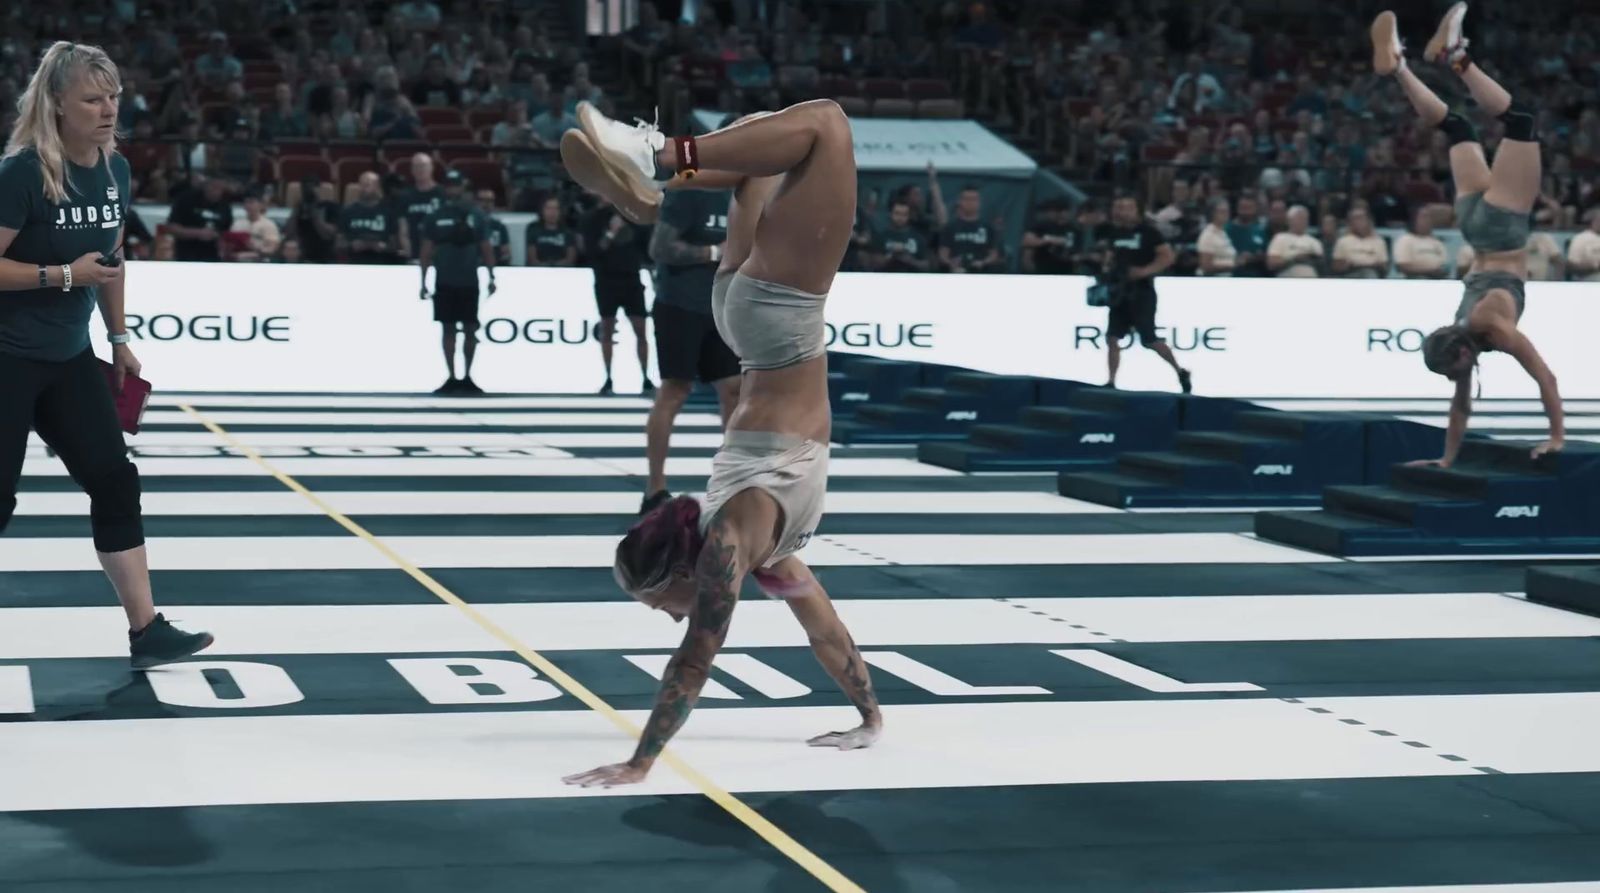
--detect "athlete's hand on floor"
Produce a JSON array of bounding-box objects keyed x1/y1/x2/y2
[
  {"x1": 1404, "y1": 457, "x2": 1450, "y2": 468},
  {"x1": 562, "y1": 761, "x2": 651, "y2": 788},
  {"x1": 807, "y1": 723, "x2": 881, "y2": 751},
  {"x1": 1531, "y1": 439, "x2": 1564, "y2": 459}
]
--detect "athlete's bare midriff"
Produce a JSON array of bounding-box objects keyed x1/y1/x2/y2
[{"x1": 1470, "y1": 247, "x2": 1528, "y2": 278}]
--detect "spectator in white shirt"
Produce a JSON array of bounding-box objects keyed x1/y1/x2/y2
[
  {"x1": 1267, "y1": 206, "x2": 1323, "y2": 277},
  {"x1": 1332, "y1": 207, "x2": 1389, "y2": 278},
  {"x1": 231, "y1": 195, "x2": 282, "y2": 260},
  {"x1": 1567, "y1": 211, "x2": 1600, "y2": 282},
  {"x1": 1524, "y1": 222, "x2": 1565, "y2": 282},
  {"x1": 1392, "y1": 208, "x2": 1449, "y2": 279},
  {"x1": 1195, "y1": 198, "x2": 1237, "y2": 276}
]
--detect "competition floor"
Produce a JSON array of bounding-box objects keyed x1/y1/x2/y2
[{"x1": 4, "y1": 391, "x2": 1600, "y2": 892}]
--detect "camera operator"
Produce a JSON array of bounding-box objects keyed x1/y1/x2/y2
[{"x1": 1094, "y1": 194, "x2": 1190, "y2": 393}]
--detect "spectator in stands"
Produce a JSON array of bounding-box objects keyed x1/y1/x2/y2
[
  {"x1": 1196, "y1": 198, "x2": 1237, "y2": 276},
  {"x1": 164, "y1": 175, "x2": 232, "y2": 262},
  {"x1": 531, "y1": 94, "x2": 577, "y2": 148},
  {"x1": 213, "y1": 116, "x2": 260, "y2": 198},
  {"x1": 323, "y1": 86, "x2": 362, "y2": 140},
  {"x1": 527, "y1": 196, "x2": 579, "y2": 266},
  {"x1": 152, "y1": 232, "x2": 176, "y2": 261},
  {"x1": 476, "y1": 189, "x2": 511, "y2": 266},
  {"x1": 339, "y1": 171, "x2": 405, "y2": 264},
  {"x1": 940, "y1": 186, "x2": 1003, "y2": 273},
  {"x1": 1022, "y1": 199, "x2": 1082, "y2": 275},
  {"x1": 1225, "y1": 194, "x2": 1267, "y2": 277},
  {"x1": 231, "y1": 194, "x2": 281, "y2": 261},
  {"x1": 1266, "y1": 206, "x2": 1323, "y2": 278},
  {"x1": 411, "y1": 55, "x2": 462, "y2": 108},
  {"x1": 193, "y1": 32, "x2": 242, "y2": 92},
  {"x1": 564, "y1": 69, "x2": 605, "y2": 113},
  {"x1": 869, "y1": 200, "x2": 934, "y2": 273},
  {"x1": 365, "y1": 66, "x2": 422, "y2": 141},
  {"x1": 1331, "y1": 207, "x2": 1388, "y2": 279},
  {"x1": 301, "y1": 62, "x2": 342, "y2": 122},
  {"x1": 284, "y1": 180, "x2": 340, "y2": 264},
  {"x1": 1567, "y1": 211, "x2": 1600, "y2": 282},
  {"x1": 260, "y1": 83, "x2": 310, "y2": 141},
  {"x1": 398, "y1": 153, "x2": 443, "y2": 261},
  {"x1": 1393, "y1": 208, "x2": 1449, "y2": 279},
  {"x1": 275, "y1": 238, "x2": 302, "y2": 264},
  {"x1": 1525, "y1": 218, "x2": 1566, "y2": 282},
  {"x1": 392, "y1": 0, "x2": 443, "y2": 32},
  {"x1": 491, "y1": 101, "x2": 531, "y2": 147}
]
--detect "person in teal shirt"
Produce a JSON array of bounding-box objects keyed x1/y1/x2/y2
[{"x1": 0, "y1": 41, "x2": 213, "y2": 668}]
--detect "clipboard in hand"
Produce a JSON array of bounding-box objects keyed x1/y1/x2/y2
[{"x1": 98, "y1": 359, "x2": 151, "y2": 435}]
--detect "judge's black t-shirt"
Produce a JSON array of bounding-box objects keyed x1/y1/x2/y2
[
  {"x1": 527, "y1": 224, "x2": 577, "y2": 264},
  {"x1": 0, "y1": 147, "x2": 131, "y2": 361},
  {"x1": 1096, "y1": 221, "x2": 1166, "y2": 295}
]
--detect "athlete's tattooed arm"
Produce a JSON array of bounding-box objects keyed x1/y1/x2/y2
[
  {"x1": 626, "y1": 519, "x2": 743, "y2": 765},
  {"x1": 561, "y1": 520, "x2": 745, "y2": 788},
  {"x1": 774, "y1": 560, "x2": 883, "y2": 750},
  {"x1": 649, "y1": 221, "x2": 716, "y2": 265}
]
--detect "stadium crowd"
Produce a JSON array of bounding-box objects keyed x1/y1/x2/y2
[{"x1": 2, "y1": 0, "x2": 1596, "y2": 279}]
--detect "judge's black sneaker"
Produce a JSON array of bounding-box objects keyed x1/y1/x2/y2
[
  {"x1": 640, "y1": 489, "x2": 672, "y2": 515},
  {"x1": 130, "y1": 614, "x2": 215, "y2": 669}
]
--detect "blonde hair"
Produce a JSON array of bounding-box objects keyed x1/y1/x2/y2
[{"x1": 4, "y1": 41, "x2": 122, "y2": 204}]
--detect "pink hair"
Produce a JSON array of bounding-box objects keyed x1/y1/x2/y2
[{"x1": 613, "y1": 495, "x2": 706, "y2": 594}]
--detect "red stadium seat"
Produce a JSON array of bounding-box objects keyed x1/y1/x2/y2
[
  {"x1": 872, "y1": 97, "x2": 915, "y2": 117},
  {"x1": 276, "y1": 155, "x2": 332, "y2": 185},
  {"x1": 905, "y1": 79, "x2": 953, "y2": 100},
  {"x1": 417, "y1": 107, "x2": 464, "y2": 128},
  {"x1": 916, "y1": 99, "x2": 964, "y2": 119},
  {"x1": 862, "y1": 78, "x2": 905, "y2": 99}
]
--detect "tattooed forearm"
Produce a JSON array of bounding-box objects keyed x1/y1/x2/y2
[
  {"x1": 810, "y1": 629, "x2": 881, "y2": 724},
  {"x1": 649, "y1": 222, "x2": 713, "y2": 265},
  {"x1": 630, "y1": 522, "x2": 743, "y2": 764}
]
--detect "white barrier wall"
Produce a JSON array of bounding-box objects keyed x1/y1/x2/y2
[{"x1": 89, "y1": 262, "x2": 1597, "y2": 398}]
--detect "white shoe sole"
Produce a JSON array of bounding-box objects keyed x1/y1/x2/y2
[
  {"x1": 559, "y1": 129, "x2": 660, "y2": 225},
  {"x1": 573, "y1": 102, "x2": 662, "y2": 224},
  {"x1": 1370, "y1": 11, "x2": 1403, "y2": 75},
  {"x1": 1426, "y1": 1, "x2": 1467, "y2": 64}
]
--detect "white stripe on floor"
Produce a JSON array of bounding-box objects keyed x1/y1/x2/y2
[
  {"x1": 0, "y1": 532, "x2": 1332, "y2": 571},
  {"x1": 2, "y1": 594, "x2": 1593, "y2": 659},
  {"x1": 20, "y1": 455, "x2": 950, "y2": 478},
  {"x1": 0, "y1": 601, "x2": 1090, "y2": 657},
  {"x1": 28, "y1": 431, "x2": 731, "y2": 449},
  {"x1": 0, "y1": 695, "x2": 1542, "y2": 812},
  {"x1": 13, "y1": 490, "x2": 1115, "y2": 517},
  {"x1": 1257, "y1": 399, "x2": 1600, "y2": 414},
  {"x1": 1011, "y1": 593, "x2": 1600, "y2": 642},
  {"x1": 137, "y1": 410, "x2": 724, "y2": 428},
  {"x1": 152, "y1": 395, "x2": 657, "y2": 410}
]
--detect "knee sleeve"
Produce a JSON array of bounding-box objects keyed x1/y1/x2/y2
[
  {"x1": 1437, "y1": 112, "x2": 1479, "y2": 147},
  {"x1": 1500, "y1": 102, "x2": 1538, "y2": 142},
  {"x1": 84, "y1": 460, "x2": 144, "y2": 552}
]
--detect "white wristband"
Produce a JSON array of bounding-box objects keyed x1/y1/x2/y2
[
  {"x1": 61, "y1": 264, "x2": 72, "y2": 291},
  {"x1": 708, "y1": 245, "x2": 722, "y2": 262},
  {"x1": 108, "y1": 332, "x2": 131, "y2": 345}
]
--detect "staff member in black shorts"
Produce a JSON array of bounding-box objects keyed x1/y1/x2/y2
[
  {"x1": 641, "y1": 185, "x2": 740, "y2": 514},
  {"x1": 0, "y1": 41, "x2": 212, "y2": 667},
  {"x1": 1096, "y1": 194, "x2": 1192, "y2": 393},
  {"x1": 419, "y1": 169, "x2": 495, "y2": 394},
  {"x1": 583, "y1": 200, "x2": 652, "y2": 395}
]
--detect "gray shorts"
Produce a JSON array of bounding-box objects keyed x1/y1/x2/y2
[
  {"x1": 1455, "y1": 192, "x2": 1530, "y2": 254},
  {"x1": 1458, "y1": 270, "x2": 1526, "y2": 326},
  {"x1": 712, "y1": 270, "x2": 827, "y2": 371},
  {"x1": 699, "y1": 430, "x2": 828, "y2": 568}
]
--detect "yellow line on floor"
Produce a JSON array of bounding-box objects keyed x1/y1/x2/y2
[{"x1": 178, "y1": 403, "x2": 866, "y2": 893}]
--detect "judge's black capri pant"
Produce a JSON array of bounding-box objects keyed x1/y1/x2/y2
[{"x1": 0, "y1": 347, "x2": 144, "y2": 552}]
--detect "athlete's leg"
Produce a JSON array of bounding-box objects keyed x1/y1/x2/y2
[
  {"x1": 1373, "y1": 10, "x2": 1491, "y2": 196},
  {"x1": 580, "y1": 99, "x2": 856, "y2": 293},
  {"x1": 1424, "y1": 2, "x2": 1540, "y2": 212},
  {"x1": 440, "y1": 323, "x2": 458, "y2": 381}
]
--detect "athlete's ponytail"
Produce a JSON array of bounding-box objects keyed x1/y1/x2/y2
[
  {"x1": 5, "y1": 42, "x2": 122, "y2": 204},
  {"x1": 612, "y1": 495, "x2": 706, "y2": 597},
  {"x1": 1421, "y1": 324, "x2": 1477, "y2": 378}
]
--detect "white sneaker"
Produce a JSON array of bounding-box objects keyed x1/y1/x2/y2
[
  {"x1": 1370, "y1": 11, "x2": 1404, "y2": 76},
  {"x1": 578, "y1": 102, "x2": 666, "y2": 195},
  {"x1": 562, "y1": 103, "x2": 668, "y2": 224},
  {"x1": 1425, "y1": 2, "x2": 1468, "y2": 65}
]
